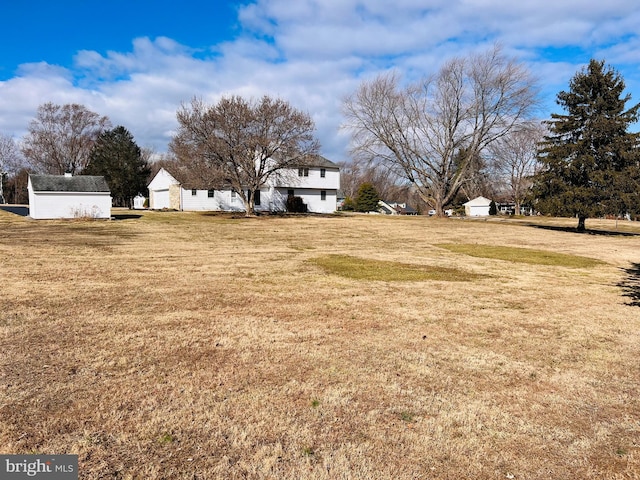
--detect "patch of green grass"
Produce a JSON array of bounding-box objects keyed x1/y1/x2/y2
[
  {"x1": 436, "y1": 244, "x2": 605, "y2": 268},
  {"x1": 616, "y1": 447, "x2": 628, "y2": 456},
  {"x1": 308, "y1": 254, "x2": 479, "y2": 281},
  {"x1": 398, "y1": 411, "x2": 415, "y2": 423},
  {"x1": 290, "y1": 244, "x2": 316, "y2": 252}
]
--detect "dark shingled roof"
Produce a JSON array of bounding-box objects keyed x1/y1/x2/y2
[
  {"x1": 29, "y1": 174, "x2": 111, "y2": 193},
  {"x1": 299, "y1": 154, "x2": 339, "y2": 169}
]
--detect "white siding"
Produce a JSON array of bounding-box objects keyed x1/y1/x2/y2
[
  {"x1": 148, "y1": 169, "x2": 180, "y2": 209},
  {"x1": 148, "y1": 169, "x2": 179, "y2": 190},
  {"x1": 271, "y1": 166, "x2": 340, "y2": 213},
  {"x1": 465, "y1": 205, "x2": 491, "y2": 216},
  {"x1": 273, "y1": 167, "x2": 340, "y2": 190},
  {"x1": 463, "y1": 196, "x2": 492, "y2": 217},
  {"x1": 133, "y1": 195, "x2": 146, "y2": 209},
  {"x1": 275, "y1": 188, "x2": 337, "y2": 213},
  {"x1": 147, "y1": 165, "x2": 340, "y2": 213},
  {"x1": 207, "y1": 189, "x2": 245, "y2": 212},
  {"x1": 181, "y1": 189, "x2": 220, "y2": 211},
  {"x1": 28, "y1": 192, "x2": 112, "y2": 219}
]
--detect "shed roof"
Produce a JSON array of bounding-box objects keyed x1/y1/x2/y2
[{"x1": 29, "y1": 174, "x2": 111, "y2": 193}]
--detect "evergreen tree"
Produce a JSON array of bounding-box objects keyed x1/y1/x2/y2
[
  {"x1": 355, "y1": 182, "x2": 380, "y2": 212},
  {"x1": 85, "y1": 126, "x2": 151, "y2": 207},
  {"x1": 340, "y1": 196, "x2": 355, "y2": 211},
  {"x1": 531, "y1": 60, "x2": 640, "y2": 231}
]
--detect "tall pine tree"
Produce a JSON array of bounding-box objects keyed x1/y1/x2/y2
[
  {"x1": 532, "y1": 60, "x2": 640, "y2": 231},
  {"x1": 85, "y1": 126, "x2": 151, "y2": 208}
]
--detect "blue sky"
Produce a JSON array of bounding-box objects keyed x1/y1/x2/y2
[
  {"x1": 0, "y1": 1, "x2": 240, "y2": 77},
  {"x1": 1, "y1": 0, "x2": 639, "y2": 162}
]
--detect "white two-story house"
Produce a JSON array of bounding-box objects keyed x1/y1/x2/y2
[{"x1": 147, "y1": 155, "x2": 340, "y2": 214}]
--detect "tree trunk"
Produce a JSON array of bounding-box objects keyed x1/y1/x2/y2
[
  {"x1": 577, "y1": 215, "x2": 586, "y2": 232},
  {"x1": 244, "y1": 191, "x2": 255, "y2": 216},
  {"x1": 434, "y1": 196, "x2": 446, "y2": 217}
]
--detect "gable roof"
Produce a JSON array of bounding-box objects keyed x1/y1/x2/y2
[
  {"x1": 29, "y1": 174, "x2": 110, "y2": 193},
  {"x1": 148, "y1": 167, "x2": 180, "y2": 189},
  {"x1": 299, "y1": 154, "x2": 339, "y2": 169},
  {"x1": 395, "y1": 204, "x2": 417, "y2": 215},
  {"x1": 150, "y1": 166, "x2": 228, "y2": 190},
  {"x1": 463, "y1": 196, "x2": 492, "y2": 207}
]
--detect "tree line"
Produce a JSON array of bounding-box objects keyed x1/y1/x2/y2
[
  {"x1": 1, "y1": 45, "x2": 638, "y2": 227},
  {"x1": 0, "y1": 103, "x2": 152, "y2": 207},
  {"x1": 342, "y1": 47, "x2": 640, "y2": 229},
  {"x1": 0, "y1": 97, "x2": 320, "y2": 215}
]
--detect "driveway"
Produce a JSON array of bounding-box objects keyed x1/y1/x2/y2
[{"x1": 0, "y1": 205, "x2": 29, "y2": 216}]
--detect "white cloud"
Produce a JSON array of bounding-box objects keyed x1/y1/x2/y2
[{"x1": 1, "y1": 0, "x2": 639, "y2": 162}]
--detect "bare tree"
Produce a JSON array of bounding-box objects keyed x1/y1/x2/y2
[
  {"x1": 342, "y1": 45, "x2": 539, "y2": 216},
  {"x1": 0, "y1": 133, "x2": 24, "y2": 173},
  {"x1": 488, "y1": 122, "x2": 545, "y2": 215},
  {"x1": 140, "y1": 146, "x2": 157, "y2": 166},
  {"x1": 452, "y1": 146, "x2": 494, "y2": 202},
  {"x1": 0, "y1": 133, "x2": 25, "y2": 203},
  {"x1": 340, "y1": 157, "x2": 412, "y2": 203},
  {"x1": 170, "y1": 96, "x2": 319, "y2": 215},
  {"x1": 22, "y1": 102, "x2": 111, "y2": 174}
]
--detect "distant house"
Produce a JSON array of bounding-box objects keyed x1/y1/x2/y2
[
  {"x1": 378, "y1": 200, "x2": 418, "y2": 215},
  {"x1": 463, "y1": 196, "x2": 492, "y2": 217},
  {"x1": 378, "y1": 200, "x2": 395, "y2": 215},
  {"x1": 392, "y1": 202, "x2": 417, "y2": 215},
  {"x1": 148, "y1": 155, "x2": 340, "y2": 214},
  {"x1": 27, "y1": 173, "x2": 112, "y2": 220}
]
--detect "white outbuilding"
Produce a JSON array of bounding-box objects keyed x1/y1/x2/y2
[
  {"x1": 28, "y1": 173, "x2": 112, "y2": 220},
  {"x1": 133, "y1": 194, "x2": 146, "y2": 209},
  {"x1": 463, "y1": 196, "x2": 493, "y2": 217},
  {"x1": 147, "y1": 168, "x2": 180, "y2": 210}
]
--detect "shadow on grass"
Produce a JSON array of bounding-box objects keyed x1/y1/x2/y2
[
  {"x1": 528, "y1": 224, "x2": 640, "y2": 237},
  {"x1": 618, "y1": 263, "x2": 640, "y2": 307},
  {"x1": 112, "y1": 213, "x2": 143, "y2": 221}
]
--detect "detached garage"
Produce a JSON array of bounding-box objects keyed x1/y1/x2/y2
[
  {"x1": 463, "y1": 196, "x2": 492, "y2": 217},
  {"x1": 147, "y1": 168, "x2": 180, "y2": 210},
  {"x1": 28, "y1": 173, "x2": 112, "y2": 220}
]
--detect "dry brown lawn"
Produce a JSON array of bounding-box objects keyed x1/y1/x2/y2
[{"x1": 1, "y1": 209, "x2": 639, "y2": 479}]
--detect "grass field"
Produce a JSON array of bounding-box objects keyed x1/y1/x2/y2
[{"x1": 1, "y1": 209, "x2": 639, "y2": 479}]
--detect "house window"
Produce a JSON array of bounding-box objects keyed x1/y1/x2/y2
[
  {"x1": 321, "y1": 190, "x2": 326, "y2": 201},
  {"x1": 320, "y1": 168, "x2": 326, "y2": 178},
  {"x1": 208, "y1": 189, "x2": 214, "y2": 198},
  {"x1": 254, "y1": 190, "x2": 261, "y2": 206},
  {"x1": 288, "y1": 189, "x2": 294, "y2": 196},
  {"x1": 298, "y1": 167, "x2": 309, "y2": 177},
  {"x1": 191, "y1": 189, "x2": 197, "y2": 196}
]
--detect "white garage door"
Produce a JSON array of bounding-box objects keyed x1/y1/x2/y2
[{"x1": 152, "y1": 189, "x2": 170, "y2": 209}]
